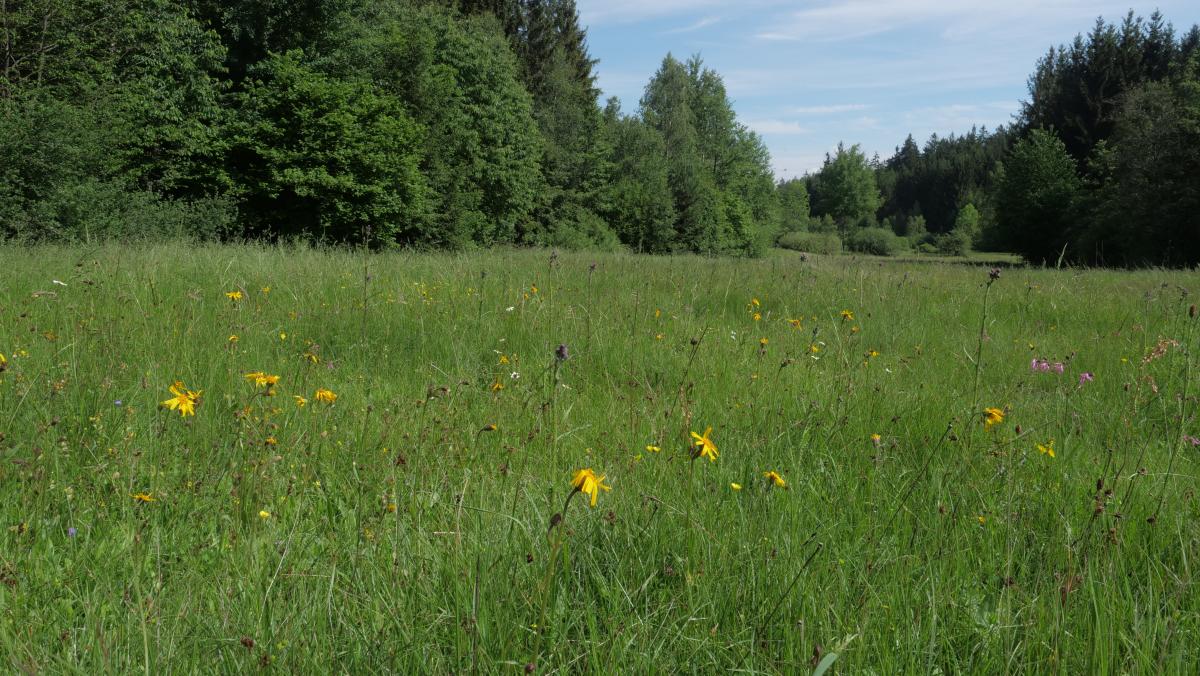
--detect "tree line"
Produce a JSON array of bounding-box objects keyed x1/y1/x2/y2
[
  {"x1": 0, "y1": 0, "x2": 778, "y2": 254},
  {"x1": 782, "y1": 11, "x2": 1200, "y2": 266},
  {"x1": 3, "y1": 4, "x2": 1197, "y2": 265}
]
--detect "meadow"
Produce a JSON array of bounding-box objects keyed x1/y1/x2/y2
[{"x1": 1, "y1": 243, "x2": 1197, "y2": 673}]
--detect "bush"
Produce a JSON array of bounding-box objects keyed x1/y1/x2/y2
[
  {"x1": 934, "y1": 229, "x2": 973, "y2": 256},
  {"x1": 844, "y1": 227, "x2": 901, "y2": 256},
  {"x1": 777, "y1": 231, "x2": 842, "y2": 255}
]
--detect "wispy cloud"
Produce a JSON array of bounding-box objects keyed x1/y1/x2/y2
[
  {"x1": 579, "y1": 0, "x2": 792, "y2": 25},
  {"x1": 746, "y1": 119, "x2": 811, "y2": 135},
  {"x1": 754, "y1": 0, "x2": 1134, "y2": 43},
  {"x1": 663, "y1": 16, "x2": 721, "y2": 34},
  {"x1": 792, "y1": 104, "x2": 870, "y2": 114}
]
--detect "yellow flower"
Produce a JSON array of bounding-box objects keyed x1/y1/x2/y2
[
  {"x1": 259, "y1": 510, "x2": 271, "y2": 519},
  {"x1": 655, "y1": 333, "x2": 664, "y2": 340},
  {"x1": 314, "y1": 388, "x2": 337, "y2": 404},
  {"x1": 751, "y1": 298, "x2": 761, "y2": 308},
  {"x1": 840, "y1": 309, "x2": 854, "y2": 321},
  {"x1": 730, "y1": 483, "x2": 743, "y2": 491},
  {"x1": 294, "y1": 395, "x2": 308, "y2": 408},
  {"x1": 1037, "y1": 439, "x2": 1055, "y2": 458},
  {"x1": 983, "y1": 407, "x2": 1005, "y2": 429},
  {"x1": 763, "y1": 470, "x2": 787, "y2": 488},
  {"x1": 977, "y1": 515, "x2": 986, "y2": 525},
  {"x1": 753, "y1": 312, "x2": 762, "y2": 322},
  {"x1": 303, "y1": 351, "x2": 320, "y2": 364},
  {"x1": 870, "y1": 433, "x2": 882, "y2": 445},
  {"x1": 225, "y1": 290, "x2": 243, "y2": 301},
  {"x1": 645, "y1": 445, "x2": 661, "y2": 453},
  {"x1": 759, "y1": 337, "x2": 769, "y2": 346},
  {"x1": 244, "y1": 371, "x2": 280, "y2": 388},
  {"x1": 228, "y1": 334, "x2": 239, "y2": 344},
  {"x1": 809, "y1": 344, "x2": 821, "y2": 354},
  {"x1": 787, "y1": 318, "x2": 802, "y2": 329},
  {"x1": 867, "y1": 349, "x2": 879, "y2": 358},
  {"x1": 490, "y1": 379, "x2": 504, "y2": 392},
  {"x1": 279, "y1": 332, "x2": 287, "y2": 341},
  {"x1": 690, "y1": 427, "x2": 718, "y2": 462},
  {"x1": 481, "y1": 423, "x2": 497, "y2": 432},
  {"x1": 131, "y1": 492, "x2": 156, "y2": 503},
  {"x1": 570, "y1": 468, "x2": 611, "y2": 508},
  {"x1": 530, "y1": 284, "x2": 539, "y2": 294},
  {"x1": 261, "y1": 286, "x2": 271, "y2": 295},
  {"x1": 498, "y1": 354, "x2": 510, "y2": 365},
  {"x1": 850, "y1": 325, "x2": 860, "y2": 334},
  {"x1": 654, "y1": 308, "x2": 662, "y2": 318},
  {"x1": 160, "y1": 381, "x2": 201, "y2": 417},
  {"x1": 0, "y1": 353, "x2": 6, "y2": 371},
  {"x1": 265, "y1": 437, "x2": 278, "y2": 446}
]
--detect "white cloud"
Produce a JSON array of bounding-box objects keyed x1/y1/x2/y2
[
  {"x1": 663, "y1": 16, "x2": 721, "y2": 34},
  {"x1": 746, "y1": 119, "x2": 811, "y2": 135},
  {"x1": 578, "y1": 0, "x2": 793, "y2": 25},
  {"x1": 792, "y1": 104, "x2": 871, "y2": 114},
  {"x1": 754, "y1": 0, "x2": 1136, "y2": 43}
]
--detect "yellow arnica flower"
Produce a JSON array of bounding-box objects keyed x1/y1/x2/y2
[
  {"x1": 983, "y1": 407, "x2": 1005, "y2": 429},
  {"x1": 294, "y1": 395, "x2": 308, "y2": 408},
  {"x1": 753, "y1": 312, "x2": 762, "y2": 321},
  {"x1": 751, "y1": 298, "x2": 761, "y2": 307},
  {"x1": 730, "y1": 482, "x2": 743, "y2": 491},
  {"x1": 131, "y1": 492, "x2": 156, "y2": 503},
  {"x1": 759, "y1": 337, "x2": 769, "y2": 346},
  {"x1": 1037, "y1": 440, "x2": 1055, "y2": 458},
  {"x1": 977, "y1": 515, "x2": 986, "y2": 525},
  {"x1": 0, "y1": 352, "x2": 7, "y2": 371},
  {"x1": 571, "y1": 468, "x2": 611, "y2": 508},
  {"x1": 763, "y1": 470, "x2": 787, "y2": 488},
  {"x1": 244, "y1": 371, "x2": 281, "y2": 388},
  {"x1": 691, "y1": 427, "x2": 718, "y2": 462},
  {"x1": 314, "y1": 388, "x2": 337, "y2": 404},
  {"x1": 228, "y1": 335, "x2": 239, "y2": 344},
  {"x1": 490, "y1": 379, "x2": 504, "y2": 392},
  {"x1": 787, "y1": 318, "x2": 802, "y2": 329},
  {"x1": 259, "y1": 510, "x2": 271, "y2": 519},
  {"x1": 840, "y1": 309, "x2": 854, "y2": 321},
  {"x1": 645, "y1": 445, "x2": 661, "y2": 453},
  {"x1": 225, "y1": 290, "x2": 243, "y2": 301},
  {"x1": 870, "y1": 433, "x2": 882, "y2": 445},
  {"x1": 161, "y1": 381, "x2": 201, "y2": 417}
]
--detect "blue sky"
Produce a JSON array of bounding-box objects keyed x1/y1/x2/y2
[{"x1": 577, "y1": 1, "x2": 1200, "y2": 179}]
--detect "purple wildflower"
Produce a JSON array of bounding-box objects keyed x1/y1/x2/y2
[
  {"x1": 1078, "y1": 372, "x2": 1094, "y2": 386},
  {"x1": 1185, "y1": 435, "x2": 1200, "y2": 447},
  {"x1": 1052, "y1": 362, "x2": 1065, "y2": 374},
  {"x1": 67, "y1": 527, "x2": 77, "y2": 537}
]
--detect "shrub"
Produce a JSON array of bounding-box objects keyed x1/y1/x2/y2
[
  {"x1": 935, "y1": 228, "x2": 973, "y2": 256},
  {"x1": 844, "y1": 227, "x2": 901, "y2": 256},
  {"x1": 777, "y1": 231, "x2": 842, "y2": 255}
]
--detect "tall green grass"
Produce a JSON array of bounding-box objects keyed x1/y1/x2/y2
[{"x1": 0, "y1": 242, "x2": 1197, "y2": 672}]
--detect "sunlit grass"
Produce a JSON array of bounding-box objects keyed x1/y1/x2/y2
[{"x1": 0, "y1": 242, "x2": 1197, "y2": 672}]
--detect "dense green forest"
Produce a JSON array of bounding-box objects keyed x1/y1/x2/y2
[
  {"x1": 1, "y1": 3, "x2": 1197, "y2": 265},
  {"x1": 0, "y1": 0, "x2": 776, "y2": 254}
]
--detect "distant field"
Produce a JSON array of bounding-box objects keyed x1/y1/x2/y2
[{"x1": 1, "y1": 243, "x2": 1197, "y2": 672}]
